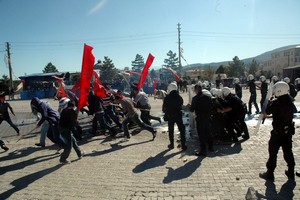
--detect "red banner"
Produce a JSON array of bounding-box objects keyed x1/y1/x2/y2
[
  {"x1": 166, "y1": 66, "x2": 181, "y2": 81},
  {"x1": 52, "y1": 76, "x2": 67, "y2": 98},
  {"x1": 78, "y1": 44, "x2": 95, "y2": 109},
  {"x1": 153, "y1": 80, "x2": 157, "y2": 94},
  {"x1": 137, "y1": 53, "x2": 155, "y2": 89},
  {"x1": 126, "y1": 70, "x2": 141, "y2": 76},
  {"x1": 71, "y1": 79, "x2": 81, "y2": 92}
]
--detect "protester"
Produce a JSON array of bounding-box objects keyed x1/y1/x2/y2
[
  {"x1": 59, "y1": 101, "x2": 83, "y2": 164},
  {"x1": 32, "y1": 103, "x2": 49, "y2": 147},
  {"x1": 30, "y1": 97, "x2": 64, "y2": 148},
  {"x1": 114, "y1": 95, "x2": 157, "y2": 140},
  {"x1": 87, "y1": 90, "x2": 117, "y2": 136},
  {"x1": 162, "y1": 82, "x2": 187, "y2": 150},
  {"x1": 0, "y1": 94, "x2": 20, "y2": 135},
  {"x1": 131, "y1": 85, "x2": 161, "y2": 125},
  {"x1": 259, "y1": 81, "x2": 297, "y2": 181}
]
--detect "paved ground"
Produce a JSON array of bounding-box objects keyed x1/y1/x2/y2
[{"x1": 1, "y1": 88, "x2": 300, "y2": 200}]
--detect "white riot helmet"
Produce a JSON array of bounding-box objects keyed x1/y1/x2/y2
[
  {"x1": 167, "y1": 82, "x2": 177, "y2": 94},
  {"x1": 216, "y1": 89, "x2": 223, "y2": 98},
  {"x1": 202, "y1": 89, "x2": 212, "y2": 97},
  {"x1": 222, "y1": 87, "x2": 231, "y2": 98},
  {"x1": 272, "y1": 81, "x2": 289, "y2": 97},
  {"x1": 295, "y1": 78, "x2": 300, "y2": 85},
  {"x1": 271, "y1": 75, "x2": 278, "y2": 83},
  {"x1": 210, "y1": 88, "x2": 218, "y2": 97},
  {"x1": 259, "y1": 75, "x2": 266, "y2": 82},
  {"x1": 58, "y1": 97, "x2": 70, "y2": 111},
  {"x1": 233, "y1": 78, "x2": 240, "y2": 84},
  {"x1": 283, "y1": 77, "x2": 290, "y2": 84},
  {"x1": 247, "y1": 74, "x2": 254, "y2": 81}
]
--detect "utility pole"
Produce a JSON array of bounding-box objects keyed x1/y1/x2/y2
[
  {"x1": 177, "y1": 23, "x2": 182, "y2": 73},
  {"x1": 6, "y1": 42, "x2": 14, "y2": 99}
]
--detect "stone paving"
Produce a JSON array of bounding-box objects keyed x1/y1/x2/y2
[{"x1": 0, "y1": 90, "x2": 300, "y2": 200}]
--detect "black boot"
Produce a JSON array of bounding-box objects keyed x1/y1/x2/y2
[
  {"x1": 259, "y1": 171, "x2": 274, "y2": 181},
  {"x1": 1, "y1": 144, "x2": 9, "y2": 151},
  {"x1": 285, "y1": 170, "x2": 295, "y2": 180}
]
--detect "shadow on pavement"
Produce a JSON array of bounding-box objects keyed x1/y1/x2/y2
[
  {"x1": 0, "y1": 152, "x2": 59, "y2": 175},
  {"x1": 132, "y1": 149, "x2": 181, "y2": 173},
  {"x1": 84, "y1": 139, "x2": 153, "y2": 157},
  {"x1": 256, "y1": 179, "x2": 296, "y2": 199},
  {"x1": 209, "y1": 142, "x2": 243, "y2": 157},
  {"x1": 0, "y1": 164, "x2": 63, "y2": 199},
  {"x1": 162, "y1": 157, "x2": 204, "y2": 184},
  {"x1": 0, "y1": 147, "x2": 41, "y2": 162}
]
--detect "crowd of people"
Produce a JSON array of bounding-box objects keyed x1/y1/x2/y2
[{"x1": 0, "y1": 74, "x2": 300, "y2": 180}]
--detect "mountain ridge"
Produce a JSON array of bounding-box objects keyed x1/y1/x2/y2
[{"x1": 183, "y1": 44, "x2": 300, "y2": 71}]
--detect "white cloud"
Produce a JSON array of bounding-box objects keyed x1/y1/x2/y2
[{"x1": 87, "y1": 0, "x2": 107, "y2": 16}]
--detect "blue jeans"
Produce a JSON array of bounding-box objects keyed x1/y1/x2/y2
[
  {"x1": 39, "y1": 121, "x2": 49, "y2": 145},
  {"x1": 104, "y1": 106, "x2": 122, "y2": 128},
  {"x1": 60, "y1": 128, "x2": 82, "y2": 162},
  {"x1": 94, "y1": 111, "x2": 116, "y2": 135}
]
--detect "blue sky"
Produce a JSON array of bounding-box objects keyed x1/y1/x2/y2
[{"x1": 0, "y1": 0, "x2": 299, "y2": 78}]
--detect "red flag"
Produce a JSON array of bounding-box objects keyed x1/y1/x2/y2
[
  {"x1": 137, "y1": 53, "x2": 155, "y2": 89},
  {"x1": 52, "y1": 76, "x2": 67, "y2": 98},
  {"x1": 71, "y1": 79, "x2": 81, "y2": 92},
  {"x1": 78, "y1": 44, "x2": 95, "y2": 109},
  {"x1": 166, "y1": 66, "x2": 182, "y2": 81},
  {"x1": 126, "y1": 70, "x2": 141, "y2": 76},
  {"x1": 93, "y1": 81, "x2": 107, "y2": 98},
  {"x1": 153, "y1": 80, "x2": 157, "y2": 94}
]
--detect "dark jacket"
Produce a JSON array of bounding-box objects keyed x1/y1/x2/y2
[
  {"x1": 87, "y1": 91, "x2": 104, "y2": 114},
  {"x1": 162, "y1": 91, "x2": 183, "y2": 118},
  {"x1": 31, "y1": 97, "x2": 60, "y2": 126},
  {"x1": 266, "y1": 94, "x2": 297, "y2": 130},
  {"x1": 189, "y1": 91, "x2": 213, "y2": 119},
  {"x1": 234, "y1": 83, "x2": 242, "y2": 99},
  {"x1": 248, "y1": 80, "x2": 257, "y2": 95},
  {"x1": 59, "y1": 107, "x2": 77, "y2": 130},
  {"x1": 261, "y1": 81, "x2": 268, "y2": 96}
]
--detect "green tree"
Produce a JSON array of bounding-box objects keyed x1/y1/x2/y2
[
  {"x1": 131, "y1": 54, "x2": 145, "y2": 73},
  {"x1": 163, "y1": 50, "x2": 180, "y2": 82},
  {"x1": 43, "y1": 62, "x2": 59, "y2": 73},
  {"x1": 99, "y1": 56, "x2": 118, "y2": 83},
  {"x1": 206, "y1": 65, "x2": 215, "y2": 81},
  {"x1": 0, "y1": 75, "x2": 10, "y2": 93},
  {"x1": 163, "y1": 50, "x2": 179, "y2": 70},
  {"x1": 227, "y1": 56, "x2": 245, "y2": 77},
  {"x1": 248, "y1": 59, "x2": 259, "y2": 77},
  {"x1": 215, "y1": 64, "x2": 226, "y2": 74},
  {"x1": 150, "y1": 68, "x2": 157, "y2": 79}
]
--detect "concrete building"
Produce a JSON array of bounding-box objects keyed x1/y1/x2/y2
[{"x1": 263, "y1": 45, "x2": 300, "y2": 77}]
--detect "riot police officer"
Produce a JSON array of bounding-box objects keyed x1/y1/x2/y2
[
  {"x1": 188, "y1": 84, "x2": 214, "y2": 156},
  {"x1": 247, "y1": 74, "x2": 260, "y2": 115},
  {"x1": 233, "y1": 78, "x2": 242, "y2": 99},
  {"x1": 162, "y1": 82, "x2": 186, "y2": 150},
  {"x1": 259, "y1": 75, "x2": 268, "y2": 111},
  {"x1": 259, "y1": 81, "x2": 297, "y2": 181}
]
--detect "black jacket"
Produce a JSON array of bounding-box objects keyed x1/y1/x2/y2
[
  {"x1": 266, "y1": 94, "x2": 297, "y2": 130},
  {"x1": 162, "y1": 91, "x2": 183, "y2": 118}
]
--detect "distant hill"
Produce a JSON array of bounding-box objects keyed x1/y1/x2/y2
[{"x1": 183, "y1": 44, "x2": 300, "y2": 71}]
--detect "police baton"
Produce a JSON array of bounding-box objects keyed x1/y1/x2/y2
[{"x1": 16, "y1": 127, "x2": 37, "y2": 143}]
